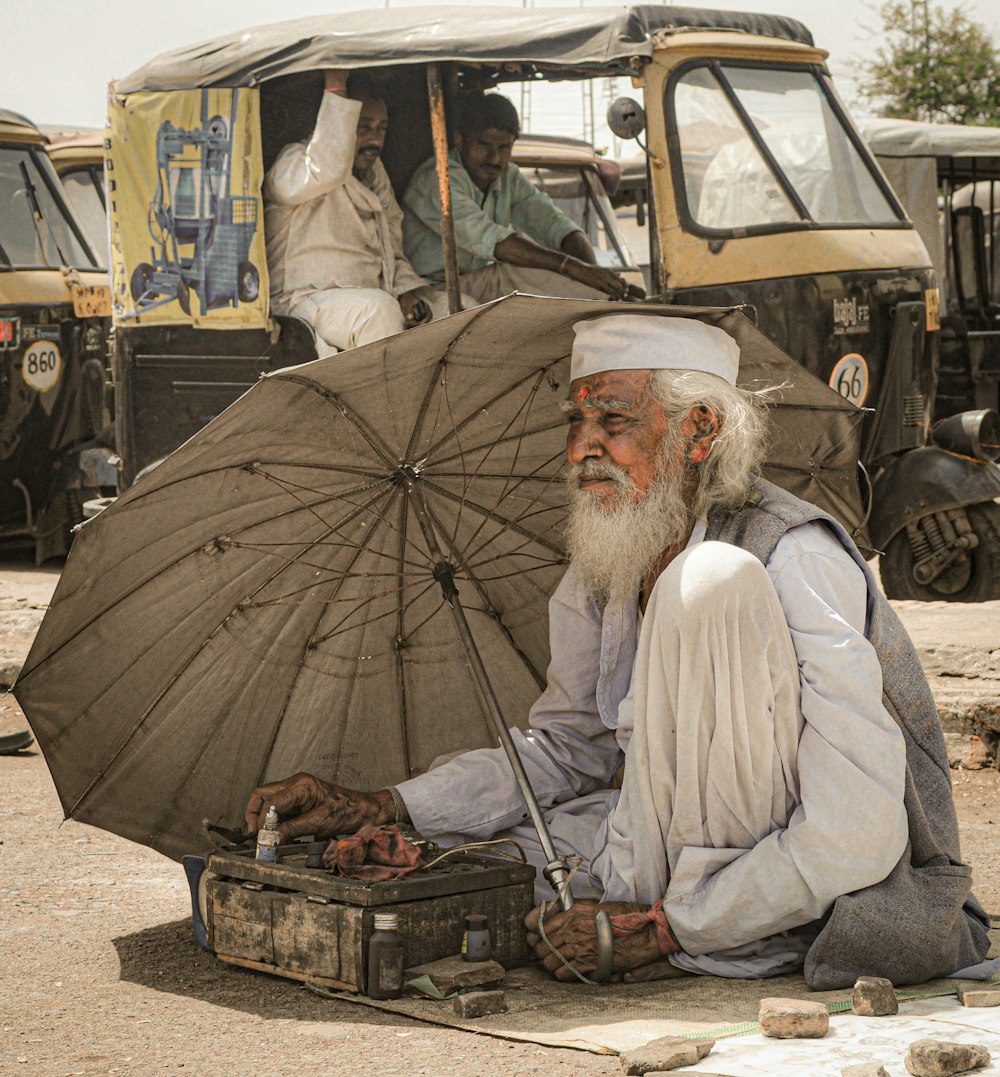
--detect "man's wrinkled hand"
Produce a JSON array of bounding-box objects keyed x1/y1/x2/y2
[
  {"x1": 524, "y1": 900, "x2": 662, "y2": 982},
  {"x1": 244, "y1": 771, "x2": 394, "y2": 842}
]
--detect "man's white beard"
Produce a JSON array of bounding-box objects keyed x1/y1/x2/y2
[{"x1": 565, "y1": 459, "x2": 692, "y2": 605}]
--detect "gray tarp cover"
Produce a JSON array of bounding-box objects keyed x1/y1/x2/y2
[
  {"x1": 115, "y1": 5, "x2": 814, "y2": 93},
  {"x1": 860, "y1": 118, "x2": 1000, "y2": 182}
]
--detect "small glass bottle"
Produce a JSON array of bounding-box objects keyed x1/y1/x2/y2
[
  {"x1": 461, "y1": 913, "x2": 492, "y2": 962},
  {"x1": 255, "y1": 805, "x2": 281, "y2": 862},
  {"x1": 367, "y1": 913, "x2": 405, "y2": 999}
]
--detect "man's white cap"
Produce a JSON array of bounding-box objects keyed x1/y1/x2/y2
[{"x1": 570, "y1": 314, "x2": 740, "y2": 385}]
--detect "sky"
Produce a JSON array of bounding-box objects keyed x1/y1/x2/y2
[{"x1": 5, "y1": 0, "x2": 1000, "y2": 147}]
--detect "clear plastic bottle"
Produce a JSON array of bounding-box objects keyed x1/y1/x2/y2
[
  {"x1": 367, "y1": 913, "x2": 405, "y2": 999},
  {"x1": 461, "y1": 913, "x2": 492, "y2": 962}
]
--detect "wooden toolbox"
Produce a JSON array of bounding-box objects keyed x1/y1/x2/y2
[{"x1": 205, "y1": 846, "x2": 536, "y2": 993}]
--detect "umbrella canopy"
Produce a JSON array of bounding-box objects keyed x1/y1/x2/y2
[{"x1": 15, "y1": 295, "x2": 864, "y2": 862}]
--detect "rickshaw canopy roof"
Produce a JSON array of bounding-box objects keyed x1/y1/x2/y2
[
  {"x1": 0, "y1": 108, "x2": 45, "y2": 144},
  {"x1": 860, "y1": 118, "x2": 1000, "y2": 183},
  {"x1": 115, "y1": 5, "x2": 813, "y2": 92}
]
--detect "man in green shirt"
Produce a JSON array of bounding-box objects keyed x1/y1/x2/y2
[{"x1": 402, "y1": 94, "x2": 643, "y2": 304}]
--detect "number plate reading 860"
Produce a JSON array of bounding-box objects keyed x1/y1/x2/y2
[{"x1": 21, "y1": 341, "x2": 62, "y2": 393}]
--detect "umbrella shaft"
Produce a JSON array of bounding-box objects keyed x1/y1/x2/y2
[{"x1": 406, "y1": 476, "x2": 574, "y2": 911}]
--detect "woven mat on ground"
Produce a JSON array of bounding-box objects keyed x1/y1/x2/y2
[{"x1": 316, "y1": 927, "x2": 1000, "y2": 1058}]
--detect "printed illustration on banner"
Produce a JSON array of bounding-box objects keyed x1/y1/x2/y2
[
  {"x1": 107, "y1": 87, "x2": 267, "y2": 329},
  {"x1": 829, "y1": 353, "x2": 869, "y2": 407}
]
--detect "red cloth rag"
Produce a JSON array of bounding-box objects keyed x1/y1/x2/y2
[
  {"x1": 322, "y1": 824, "x2": 424, "y2": 882},
  {"x1": 608, "y1": 899, "x2": 680, "y2": 956}
]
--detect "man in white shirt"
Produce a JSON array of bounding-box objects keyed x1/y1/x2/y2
[
  {"x1": 264, "y1": 70, "x2": 449, "y2": 353},
  {"x1": 245, "y1": 314, "x2": 988, "y2": 988}
]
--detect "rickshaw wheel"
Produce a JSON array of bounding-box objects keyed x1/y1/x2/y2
[
  {"x1": 176, "y1": 278, "x2": 192, "y2": 316},
  {"x1": 880, "y1": 501, "x2": 1000, "y2": 602},
  {"x1": 130, "y1": 262, "x2": 154, "y2": 302},
  {"x1": 237, "y1": 261, "x2": 259, "y2": 303}
]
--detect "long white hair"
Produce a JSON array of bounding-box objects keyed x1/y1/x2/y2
[{"x1": 646, "y1": 369, "x2": 771, "y2": 518}]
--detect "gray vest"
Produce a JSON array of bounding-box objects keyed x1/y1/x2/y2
[{"x1": 707, "y1": 479, "x2": 990, "y2": 990}]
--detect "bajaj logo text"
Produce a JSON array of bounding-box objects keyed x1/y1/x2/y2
[{"x1": 833, "y1": 297, "x2": 870, "y2": 336}]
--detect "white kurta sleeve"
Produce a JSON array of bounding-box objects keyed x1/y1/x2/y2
[
  {"x1": 373, "y1": 164, "x2": 429, "y2": 297},
  {"x1": 396, "y1": 568, "x2": 624, "y2": 840},
  {"x1": 263, "y1": 93, "x2": 360, "y2": 206},
  {"x1": 665, "y1": 524, "x2": 910, "y2": 955}
]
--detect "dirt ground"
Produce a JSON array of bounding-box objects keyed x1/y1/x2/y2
[{"x1": 2, "y1": 553, "x2": 999, "y2": 1077}]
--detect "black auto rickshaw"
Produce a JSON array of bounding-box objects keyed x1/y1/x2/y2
[
  {"x1": 106, "y1": 6, "x2": 1000, "y2": 599},
  {"x1": 0, "y1": 110, "x2": 114, "y2": 562}
]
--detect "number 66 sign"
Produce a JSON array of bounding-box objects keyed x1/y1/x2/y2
[
  {"x1": 828, "y1": 353, "x2": 869, "y2": 407},
  {"x1": 22, "y1": 341, "x2": 62, "y2": 393}
]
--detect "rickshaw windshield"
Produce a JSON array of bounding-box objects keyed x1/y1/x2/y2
[
  {"x1": 59, "y1": 165, "x2": 109, "y2": 261},
  {"x1": 0, "y1": 145, "x2": 101, "y2": 270},
  {"x1": 671, "y1": 64, "x2": 902, "y2": 234},
  {"x1": 517, "y1": 162, "x2": 638, "y2": 269}
]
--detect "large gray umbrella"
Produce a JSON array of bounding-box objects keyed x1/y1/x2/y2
[{"x1": 14, "y1": 294, "x2": 864, "y2": 863}]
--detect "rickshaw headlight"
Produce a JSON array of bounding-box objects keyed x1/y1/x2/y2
[{"x1": 931, "y1": 409, "x2": 1000, "y2": 463}]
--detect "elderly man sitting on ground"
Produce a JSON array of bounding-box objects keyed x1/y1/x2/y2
[{"x1": 246, "y1": 314, "x2": 989, "y2": 989}]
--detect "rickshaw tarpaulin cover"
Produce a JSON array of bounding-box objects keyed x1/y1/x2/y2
[
  {"x1": 108, "y1": 88, "x2": 268, "y2": 329},
  {"x1": 113, "y1": 6, "x2": 813, "y2": 91}
]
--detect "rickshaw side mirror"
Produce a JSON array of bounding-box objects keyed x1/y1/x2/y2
[{"x1": 607, "y1": 97, "x2": 646, "y2": 141}]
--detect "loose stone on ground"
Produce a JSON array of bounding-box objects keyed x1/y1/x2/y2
[
  {"x1": 451, "y1": 989, "x2": 507, "y2": 1018},
  {"x1": 618, "y1": 1035, "x2": 714, "y2": 1074},
  {"x1": 903, "y1": 1038, "x2": 991, "y2": 1076},
  {"x1": 758, "y1": 997, "x2": 829, "y2": 1038},
  {"x1": 842, "y1": 1063, "x2": 891, "y2": 1077},
  {"x1": 956, "y1": 983, "x2": 1000, "y2": 1007},
  {"x1": 852, "y1": 976, "x2": 899, "y2": 1016}
]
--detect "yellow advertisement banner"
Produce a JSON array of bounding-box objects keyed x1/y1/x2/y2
[{"x1": 107, "y1": 88, "x2": 268, "y2": 328}]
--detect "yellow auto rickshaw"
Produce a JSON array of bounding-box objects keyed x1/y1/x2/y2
[
  {"x1": 0, "y1": 109, "x2": 114, "y2": 561},
  {"x1": 106, "y1": 6, "x2": 1000, "y2": 598}
]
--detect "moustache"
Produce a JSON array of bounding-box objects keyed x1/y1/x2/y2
[{"x1": 566, "y1": 460, "x2": 631, "y2": 488}]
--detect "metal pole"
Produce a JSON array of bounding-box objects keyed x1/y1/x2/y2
[
  {"x1": 404, "y1": 472, "x2": 574, "y2": 911},
  {"x1": 426, "y1": 64, "x2": 463, "y2": 315}
]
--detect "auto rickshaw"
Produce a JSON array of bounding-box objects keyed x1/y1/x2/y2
[
  {"x1": 0, "y1": 109, "x2": 115, "y2": 562},
  {"x1": 860, "y1": 118, "x2": 1000, "y2": 421},
  {"x1": 106, "y1": 5, "x2": 1000, "y2": 600}
]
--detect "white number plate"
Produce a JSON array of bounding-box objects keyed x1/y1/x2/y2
[
  {"x1": 22, "y1": 340, "x2": 62, "y2": 392},
  {"x1": 828, "y1": 353, "x2": 869, "y2": 407}
]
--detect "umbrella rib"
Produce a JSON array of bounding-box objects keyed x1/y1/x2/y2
[
  {"x1": 422, "y1": 498, "x2": 548, "y2": 691},
  {"x1": 420, "y1": 476, "x2": 565, "y2": 556},
  {"x1": 393, "y1": 493, "x2": 411, "y2": 777},
  {"x1": 251, "y1": 486, "x2": 405, "y2": 791},
  {"x1": 274, "y1": 374, "x2": 399, "y2": 470},
  {"x1": 430, "y1": 419, "x2": 566, "y2": 469},
  {"x1": 403, "y1": 300, "x2": 500, "y2": 462},
  {"x1": 440, "y1": 370, "x2": 553, "y2": 559},
  {"x1": 422, "y1": 357, "x2": 565, "y2": 463},
  {"x1": 63, "y1": 487, "x2": 403, "y2": 819}
]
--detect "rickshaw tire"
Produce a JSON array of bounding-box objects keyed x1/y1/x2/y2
[
  {"x1": 880, "y1": 500, "x2": 1000, "y2": 602},
  {"x1": 237, "y1": 261, "x2": 259, "y2": 303},
  {"x1": 130, "y1": 262, "x2": 154, "y2": 302},
  {"x1": 176, "y1": 278, "x2": 192, "y2": 316}
]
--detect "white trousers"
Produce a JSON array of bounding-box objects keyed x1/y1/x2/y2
[
  {"x1": 291, "y1": 286, "x2": 454, "y2": 353},
  {"x1": 503, "y1": 543, "x2": 802, "y2": 925}
]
